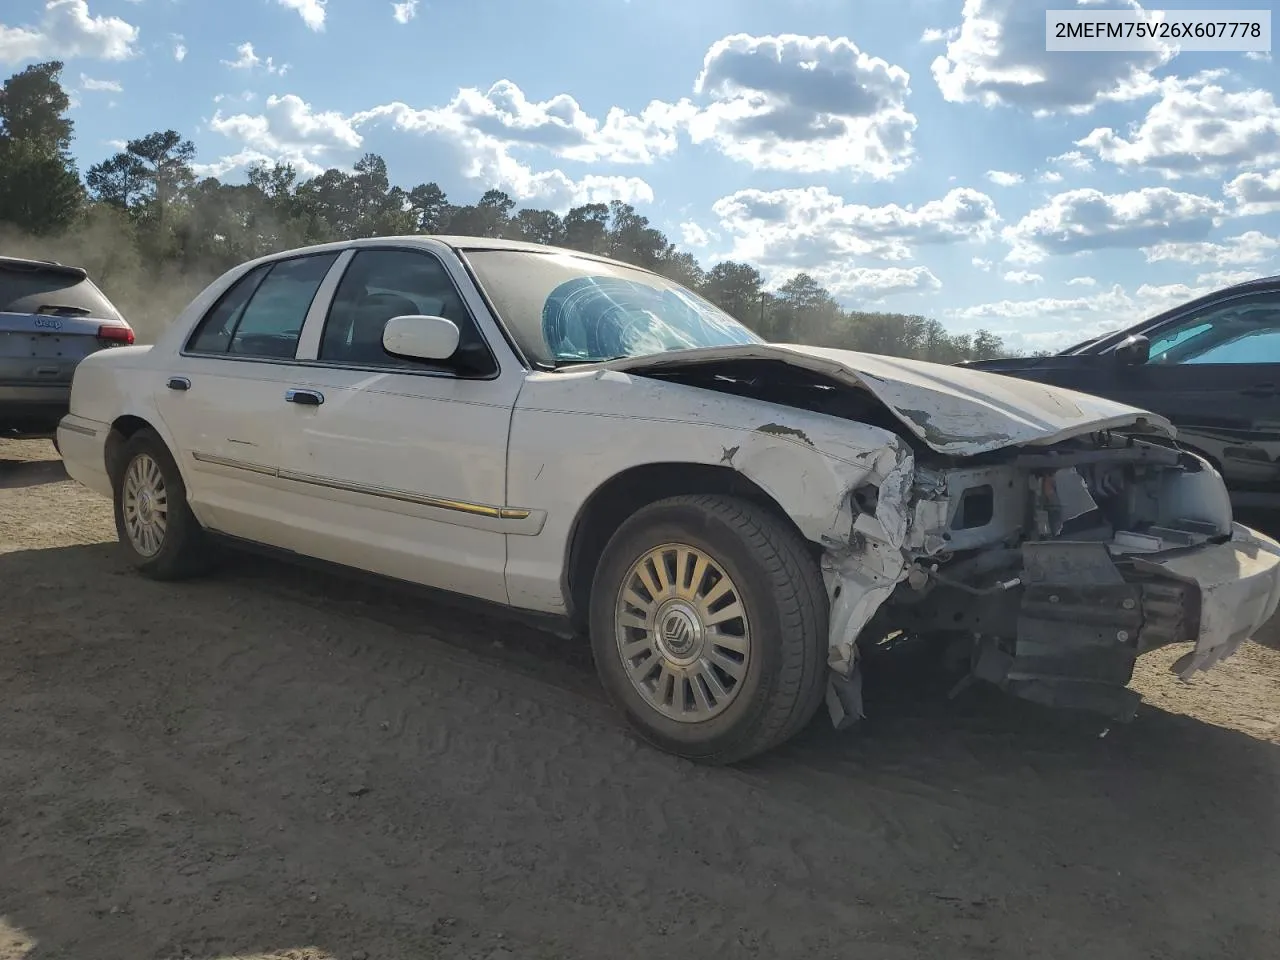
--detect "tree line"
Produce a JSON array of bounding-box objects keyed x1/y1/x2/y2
[{"x1": 0, "y1": 60, "x2": 1007, "y2": 359}]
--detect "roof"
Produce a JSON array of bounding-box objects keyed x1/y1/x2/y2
[
  {"x1": 383, "y1": 234, "x2": 640, "y2": 271},
  {"x1": 246, "y1": 234, "x2": 655, "y2": 277}
]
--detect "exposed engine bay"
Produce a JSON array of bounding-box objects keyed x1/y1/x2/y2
[{"x1": 865, "y1": 432, "x2": 1230, "y2": 722}]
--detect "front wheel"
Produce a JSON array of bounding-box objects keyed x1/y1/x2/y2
[
  {"x1": 112, "y1": 429, "x2": 213, "y2": 580},
  {"x1": 589, "y1": 494, "x2": 829, "y2": 764}
]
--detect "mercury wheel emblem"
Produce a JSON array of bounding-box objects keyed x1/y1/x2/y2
[
  {"x1": 614, "y1": 543, "x2": 753, "y2": 723},
  {"x1": 662, "y1": 610, "x2": 695, "y2": 653}
]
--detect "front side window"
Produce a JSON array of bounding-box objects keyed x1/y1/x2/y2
[
  {"x1": 318, "y1": 249, "x2": 486, "y2": 369},
  {"x1": 463, "y1": 249, "x2": 762, "y2": 367},
  {"x1": 186, "y1": 253, "x2": 338, "y2": 359},
  {"x1": 1146, "y1": 297, "x2": 1280, "y2": 366}
]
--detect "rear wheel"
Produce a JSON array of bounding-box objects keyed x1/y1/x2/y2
[
  {"x1": 112, "y1": 429, "x2": 213, "y2": 580},
  {"x1": 589, "y1": 494, "x2": 828, "y2": 764}
]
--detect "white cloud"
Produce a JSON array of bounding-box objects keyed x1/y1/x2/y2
[
  {"x1": 920, "y1": 27, "x2": 956, "y2": 44},
  {"x1": 1245, "y1": 51, "x2": 1272, "y2": 63},
  {"x1": 1066, "y1": 276, "x2": 1097, "y2": 286},
  {"x1": 709, "y1": 185, "x2": 1001, "y2": 268},
  {"x1": 986, "y1": 170, "x2": 1022, "y2": 187},
  {"x1": 1049, "y1": 150, "x2": 1094, "y2": 173},
  {"x1": 213, "y1": 91, "x2": 257, "y2": 105},
  {"x1": 1039, "y1": 170, "x2": 1064, "y2": 184},
  {"x1": 392, "y1": 0, "x2": 418, "y2": 23},
  {"x1": 277, "y1": 0, "x2": 325, "y2": 31},
  {"x1": 1141, "y1": 232, "x2": 1280, "y2": 267},
  {"x1": 1003, "y1": 270, "x2": 1042, "y2": 285},
  {"x1": 1003, "y1": 187, "x2": 1224, "y2": 263},
  {"x1": 685, "y1": 33, "x2": 917, "y2": 178},
  {"x1": 364, "y1": 80, "x2": 691, "y2": 166},
  {"x1": 813, "y1": 265, "x2": 941, "y2": 301},
  {"x1": 951, "y1": 285, "x2": 1147, "y2": 338},
  {"x1": 353, "y1": 101, "x2": 653, "y2": 210},
  {"x1": 171, "y1": 34, "x2": 186, "y2": 62},
  {"x1": 1194, "y1": 270, "x2": 1264, "y2": 288},
  {"x1": 208, "y1": 94, "x2": 362, "y2": 177},
  {"x1": 972, "y1": 257, "x2": 995, "y2": 271},
  {"x1": 929, "y1": 0, "x2": 1171, "y2": 114},
  {"x1": 0, "y1": 0, "x2": 139, "y2": 63},
  {"x1": 767, "y1": 264, "x2": 941, "y2": 302},
  {"x1": 79, "y1": 72, "x2": 120, "y2": 92},
  {"x1": 221, "y1": 41, "x2": 288, "y2": 75},
  {"x1": 1225, "y1": 170, "x2": 1280, "y2": 217},
  {"x1": 1079, "y1": 73, "x2": 1280, "y2": 178},
  {"x1": 191, "y1": 148, "x2": 276, "y2": 179},
  {"x1": 680, "y1": 222, "x2": 715, "y2": 248},
  {"x1": 954, "y1": 273, "x2": 1266, "y2": 353}
]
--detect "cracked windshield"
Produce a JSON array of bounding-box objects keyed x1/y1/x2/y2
[{"x1": 1, "y1": 2, "x2": 1278, "y2": 960}]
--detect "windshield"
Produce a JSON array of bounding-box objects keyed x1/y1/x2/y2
[{"x1": 463, "y1": 249, "x2": 763, "y2": 367}]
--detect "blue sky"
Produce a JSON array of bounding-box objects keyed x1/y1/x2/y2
[{"x1": 2, "y1": 0, "x2": 1279, "y2": 351}]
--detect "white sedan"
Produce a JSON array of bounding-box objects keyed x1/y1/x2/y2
[{"x1": 57, "y1": 236, "x2": 1280, "y2": 763}]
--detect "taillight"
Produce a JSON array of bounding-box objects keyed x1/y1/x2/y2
[{"x1": 97, "y1": 323, "x2": 135, "y2": 345}]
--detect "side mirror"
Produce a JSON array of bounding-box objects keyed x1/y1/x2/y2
[
  {"x1": 1113, "y1": 333, "x2": 1150, "y2": 366},
  {"x1": 382, "y1": 315, "x2": 460, "y2": 362}
]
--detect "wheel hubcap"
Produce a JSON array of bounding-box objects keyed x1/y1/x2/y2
[
  {"x1": 122, "y1": 453, "x2": 168, "y2": 558},
  {"x1": 614, "y1": 542, "x2": 752, "y2": 723}
]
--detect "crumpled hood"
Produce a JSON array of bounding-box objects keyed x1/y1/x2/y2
[{"x1": 594, "y1": 343, "x2": 1175, "y2": 457}]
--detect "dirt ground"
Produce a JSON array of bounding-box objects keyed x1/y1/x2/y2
[{"x1": 2, "y1": 438, "x2": 1278, "y2": 960}]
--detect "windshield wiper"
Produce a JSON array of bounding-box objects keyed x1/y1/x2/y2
[{"x1": 553, "y1": 355, "x2": 630, "y2": 368}]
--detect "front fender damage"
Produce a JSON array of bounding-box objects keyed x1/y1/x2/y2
[
  {"x1": 821, "y1": 450, "x2": 916, "y2": 729},
  {"x1": 722, "y1": 425, "x2": 920, "y2": 732}
]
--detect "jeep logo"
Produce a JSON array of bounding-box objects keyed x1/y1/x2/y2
[{"x1": 33, "y1": 317, "x2": 63, "y2": 330}]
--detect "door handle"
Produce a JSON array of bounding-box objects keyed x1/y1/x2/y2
[
  {"x1": 167, "y1": 377, "x2": 191, "y2": 391},
  {"x1": 1241, "y1": 383, "x2": 1277, "y2": 398},
  {"x1": 285, "y1": 388, "x2": 324, "y2": 406}
]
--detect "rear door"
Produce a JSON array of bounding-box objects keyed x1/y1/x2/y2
[{"x1": 153, "y1": 250, "x2": 348, "y2": 541}]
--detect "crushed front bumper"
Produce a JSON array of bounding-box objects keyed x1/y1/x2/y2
[
  {"x1": 1131, "y1": 522, "x2": 1280, "y2": 674},
  {"x1": 982, "y1": 523, "x2": 1280, "y2": 719}
]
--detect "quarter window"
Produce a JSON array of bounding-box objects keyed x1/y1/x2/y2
[
  {"x1": 186, "y1": 253, "x2": 338, "y2": 359},
  {"x1": 318, "y1": 249, "x2": 488, "y2": 371}
]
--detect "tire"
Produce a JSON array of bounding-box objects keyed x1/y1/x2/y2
[
  {"x1": 589, "y1": 494, "x2": 828, "y2": 764},
  {"x1": 111, "y1": 428, "x2": 213, "y2": 580}
]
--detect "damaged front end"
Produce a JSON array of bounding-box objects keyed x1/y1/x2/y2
[
  {"x1": 825, "y1": 432, "x2": 1280, "y2": 728},
  {"x1": 597, "y1": 344, "x2": 1280, "y2": 730}
]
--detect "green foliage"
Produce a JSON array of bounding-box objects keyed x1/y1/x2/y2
[
  {"x1": 0, "y1": 61, "x2": 1009, "y2": 361},
  {"x1": 0, "y1": 60, "x2": 74, "y2": 153},
  {"x1": 0, "y1": 61, "x2": 82, "y2": 233}
]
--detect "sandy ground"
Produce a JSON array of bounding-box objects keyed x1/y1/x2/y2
[{"x1": 1, "y1": 437, "x2": 1278, "y2": 960}]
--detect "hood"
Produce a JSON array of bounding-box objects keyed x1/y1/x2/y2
[{"x1": 594, "y1": 343, "x2": 1174, "y2": 457}]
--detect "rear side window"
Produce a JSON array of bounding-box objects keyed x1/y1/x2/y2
[
  {"x1": 0, "y1": 262, "x2": 123, "y2": 320},
  {"x1": 186, "y1": 253, "x2": 338, "y2": 359}
]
